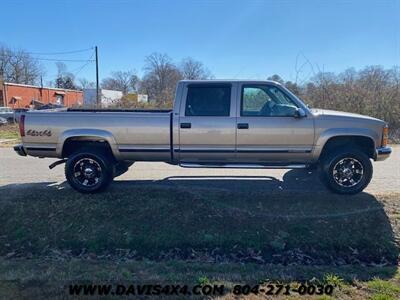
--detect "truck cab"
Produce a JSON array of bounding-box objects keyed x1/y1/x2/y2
[{"x1": 174, "y1": 80, "x2": 313, "y2": 165}]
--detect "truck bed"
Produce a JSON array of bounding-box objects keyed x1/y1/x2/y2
[{"x1": 22, "y1": 109, "x2": 173, "y2": 161}]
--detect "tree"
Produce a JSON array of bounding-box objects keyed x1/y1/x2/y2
[
  {"x1": 55, "y1": 76, "x2": 76, "y2": 89},
  {"x1": 267, "y1": 74, "x2": 284, "y2": 84},
  {"x1": 179, "y1": 57, "x2": 212, "y2": 80},
  {"x1": 54, "y1": 62, "x2": 77, "y2": 89},
  {"x1": 267, "y1": 67, "x2": 400, "y2": 134},
  {"x1": 0, "y1": 45, "x2": 43, "y2": 85},
  {"x1": 78, "y1": 78, "x2": 95, "y2": 89},
  {"x1": 139, "y1": 53, "x2": 182, "y2": 106},
  {"x1": 101, "y1": 70, "x2": 139, "y2": 94}
]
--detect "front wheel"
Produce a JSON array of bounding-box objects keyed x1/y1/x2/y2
[
  {"x1": 320, "y1": 148, "x2": 373, "y2": 194},
  {"x1": 65, "y1": 150, "x2": 113, "y2": 193}
]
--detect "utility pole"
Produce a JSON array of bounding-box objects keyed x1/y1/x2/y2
[
  {"x1": 0, "y1": 67, "x2": 4, "y2": 107},
  {"x1": 95, "y1": 46, "x2": 99, "y2": 107}
]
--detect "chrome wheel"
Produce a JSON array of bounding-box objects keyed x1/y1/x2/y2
[
  {"x1": 73, "y1": 158, "x2": 102, "y2": 187},
  {"x1": 332, "y1": 157, "x2": 364, "y2": 187}
]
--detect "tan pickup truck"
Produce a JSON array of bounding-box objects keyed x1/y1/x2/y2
[{"x1": 14, "y1": 80, "x2": 391, "y2": 194}]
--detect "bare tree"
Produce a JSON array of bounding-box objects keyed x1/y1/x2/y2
[
  {"x1": 78, "y1": 78, "x2": 95, "y2": 89},
  {"x1": 0, "y1": 45, "x2": 43, "y2": 85},
  {"x1": 180, "y1": 57, "x2": 212, "y2": 80},
  {"x1": 268, "y1": 65, "x2": 400, "y2": 141},
  {"x1": 56, "y1": 62, "x2": 68, "y2": 77},
  {"x1": 267, "y1": 74, "x2": 284, "y2": 84},
  {"x1": 101, "y1": 70, "x2": 139, "y2": 94},
  {"x1": 140, "y1": 53, "x2": 182, "y2": 106},
  {"x1": 54, "y1": 62, "x2": 77, "y2": 89}
]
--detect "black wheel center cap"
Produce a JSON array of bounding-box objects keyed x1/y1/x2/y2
[
  {"x1": 342, "y1": 168, "x2": 353, "y2": 178},
  {"x1": 84, "y1": 167, "x2": 95, "y2": 178}
]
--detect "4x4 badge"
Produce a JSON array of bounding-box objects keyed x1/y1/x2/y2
[{"x1": 26, "y1": 129, "x2": 52, "y2": 137}]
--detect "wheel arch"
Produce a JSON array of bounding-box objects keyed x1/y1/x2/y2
[
  {"x1": 58, "y1": 129, "x2": 119, "y2": 159},
  {"x1": 317, "y1": 133, "x2": 376, "y2": 161}
]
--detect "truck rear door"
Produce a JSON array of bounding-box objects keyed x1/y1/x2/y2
[{"x1": 177, "y1": 83, "x2": 237, "y2": 163}]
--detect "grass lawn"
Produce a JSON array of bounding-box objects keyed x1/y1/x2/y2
[
  {"x1": 0, "y1": 123, "x2": 20, "y2": 146},
  {"x1": 0, "y1": 183, "x2": 399, "y2": 298}
]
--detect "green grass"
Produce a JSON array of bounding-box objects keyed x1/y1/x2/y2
[
  {"x1": 367, "y1": 278, "x2": 400, "y2": 299},
  {"x1": 0, "y1": 124, "x2": 20, "y2": 141},
  {"x1": 0, "y1": 183, "x2": 399, "y2": 298},
  {"x1": 0, "y1": 259, "x2": 399, "y2": 299},
  {"x1": 324, "y1": 274, "x2": 345, "y2": 288}
]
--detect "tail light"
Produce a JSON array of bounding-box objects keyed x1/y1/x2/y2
[
  {"x1": 19, "y1": 115, "x2": 25, "y2": 137},
  {"x1": 382, "y1": 125, "x2": 388, "y2": 147}
]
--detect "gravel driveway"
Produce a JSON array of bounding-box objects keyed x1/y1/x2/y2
[{"x1": 0, "y1": 146, "x2": 399, "y2": 193}]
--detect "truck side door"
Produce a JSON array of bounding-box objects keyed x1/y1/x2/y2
[
  {"x1": 177, "y1": 83, "x2": 237, "y2": 163},
  {"x1": 236, "y1": 83, "x2": 314, "y2": 163}
]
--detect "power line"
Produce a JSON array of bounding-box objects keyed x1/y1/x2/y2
[
  {"x1": 0, "y1": 53, "x2": 94, "y2": 62},
  {"x1": 43, "y1": 53, "x2": 95, "y2": 79},
  {"x1": 26, "y1": 47, "x2": 94, "y2": 55},
  {"x1": 72, "y1": 53, "x2": 95, "y2": 77},
  {"x1": 33, "y1": 58, "x2": 95, "y2": 62}
]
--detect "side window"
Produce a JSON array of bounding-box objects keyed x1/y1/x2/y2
[
  {"x1": 241, "y1": 85, "x2": 298, "y2": 117},
  {"x1": 185, "y1": 85, "x2": 231, "y2": 116}
]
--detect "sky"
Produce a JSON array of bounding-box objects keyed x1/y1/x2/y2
[{"x1": 1, "y1": 0, "x2": 399, "y2": 85}]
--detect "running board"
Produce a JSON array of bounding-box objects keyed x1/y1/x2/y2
[{"x1": 179, "y1": 163, "x2": 308, "y2": 169}]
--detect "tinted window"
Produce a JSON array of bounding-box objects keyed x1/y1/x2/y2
[
  {"x1": 241, "y1": 85, "x2": 298, "y2": 117},
  {"x1": 185, "y1": 85, "x2": 231, "y2": 116}
]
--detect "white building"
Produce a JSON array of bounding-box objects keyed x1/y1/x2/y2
[
  {"x1": 137, "y1": 94, "x2": 148, "y2": 103},
  {"x1": 83, "y1": 89, "x2": 123, "y2": 107}
]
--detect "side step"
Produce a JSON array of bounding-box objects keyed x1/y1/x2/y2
[{"x1": 179, "y1": 163, "x2": 308, "y2": 169}]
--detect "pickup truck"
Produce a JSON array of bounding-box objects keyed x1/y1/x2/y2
[{"x1": 14, "y1": 80, "x2": 391, "y2": 194}]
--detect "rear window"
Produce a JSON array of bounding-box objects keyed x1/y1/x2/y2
[{"x1": 185, "y1": 85, "x2": 231, "y2": 116}]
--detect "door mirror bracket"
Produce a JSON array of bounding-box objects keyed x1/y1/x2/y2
[{"x1": 294, "y1": 107, "x2": 306, "y2": 118}]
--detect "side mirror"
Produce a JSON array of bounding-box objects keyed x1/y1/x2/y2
[{"x1": 294, "y1": 107, "x2": 306, "y2": 118}]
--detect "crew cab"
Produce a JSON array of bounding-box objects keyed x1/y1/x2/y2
[{"x1": 14, "y1": 80, "x2": 391, "y2": 194}]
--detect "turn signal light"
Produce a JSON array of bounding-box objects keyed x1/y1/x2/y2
[{"x1": 382, "y1": 126, "x2": 388, "y2": 147}]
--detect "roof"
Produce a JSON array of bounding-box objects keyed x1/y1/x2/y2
[
  {"x1": 178, "y1": 79, "x2": 282, "y2": 85},
  {"x1": 83, "y1": 88, "x2": 123, "y2": 94},
  {"x1": 3, "y1": 82, "x2": 82, "y2": 92}
]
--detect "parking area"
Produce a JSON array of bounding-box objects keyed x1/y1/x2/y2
[{"x1": 0, "y1": 146, "x2": 399, "y2": 193}]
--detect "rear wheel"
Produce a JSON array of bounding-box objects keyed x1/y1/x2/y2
[
  {"x1": 65, "y1": 149, "x2": 113, "y2": 193},
  {"x1": 320, "y1": 147, "x2": 373, "y2": 194}
]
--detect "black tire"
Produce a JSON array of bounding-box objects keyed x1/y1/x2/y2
[
  {"x1": 320, "y1": 147, "x2": 373, "y2": 194},
  {"x1": 65, "y1": 149, "x2": 114, "y2": 193}
]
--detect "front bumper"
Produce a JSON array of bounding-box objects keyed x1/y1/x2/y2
[
  {"x1": 375, "y1": 146, "x2": 392, "y2": 161},
  {"x1": 14, "y1": 144, "x2": 27, "y2": 156}
]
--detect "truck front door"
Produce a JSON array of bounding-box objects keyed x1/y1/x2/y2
[
  {"x1": 235, "y1": 84, "x2": 314, "y2": 163},
  {"x1": 178, "y1": 83, "x2": 237, "y2": 163}
]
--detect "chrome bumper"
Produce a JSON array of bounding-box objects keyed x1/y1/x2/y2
[
  {"x1": 13, "y1": 144, "x2": 27, "y2": 156},
  {"x1": 375, "y1": 146, "x2": 392, "y2": 161}
]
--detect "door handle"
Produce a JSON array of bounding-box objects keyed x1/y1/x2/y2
[
  {"x1": 180, "y1": 122, "x2": 191, "y2": 129},
  {"x1": 237, "y1": 123, "x2": 249, "y2": 129}
]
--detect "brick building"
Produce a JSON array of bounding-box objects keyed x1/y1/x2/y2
[{"x1": 0, "y1": 82, "x2": 83, "y2": 108}]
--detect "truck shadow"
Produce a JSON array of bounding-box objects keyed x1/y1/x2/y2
[
  {"x1": 0, "y1": 172, "x2": 398, "y2": 281},
  {"x1": 143, "y1": 168, "x2": 325, "y2": 192}
]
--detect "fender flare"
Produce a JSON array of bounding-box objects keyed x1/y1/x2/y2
[
  {"x1": 57, "y1": 129, "x2": 120, "y2": 159},
  {"x1": 312, "y1": 128, "x2": 378, "y2": 160}
]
